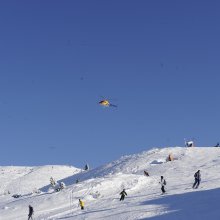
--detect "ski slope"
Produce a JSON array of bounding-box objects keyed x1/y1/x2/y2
[{"x1": 1, "y1": 147, "x2": 220, "y2": 220}]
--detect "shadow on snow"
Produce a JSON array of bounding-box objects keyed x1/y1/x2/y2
[{"x1": 139, "y1": 188, "x2": 220, "y2": 220}]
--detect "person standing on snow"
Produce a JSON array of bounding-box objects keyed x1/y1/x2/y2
[
  {"x1": 84, "y1": 164, "x2": 89, "y2": 171},
  {"x1": 119, "y1": 189, "x2": 127, "y2": 201},
  {"x1": 78, "y1": 199, "x2": 84, "y2": 210},
  {"x1": 193, "y1": 170, "x2": 201, "y2": 189},
  {"x1": 160, "y1": 176, "x2": 166, "y2": 194},
  {"x1": 50, "y1": 177, "x2": 56, "y2": 187},
  {"x1": 28, "y1": 205, "x2": 34, "y2": 220}
]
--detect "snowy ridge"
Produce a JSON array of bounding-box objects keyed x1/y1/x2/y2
[
  {"x1": 0, "y1": 165, "x2": 81, "y2": 195},
  {"x1": 1, "y1": 147, "x2": 220, "y2": 219}
]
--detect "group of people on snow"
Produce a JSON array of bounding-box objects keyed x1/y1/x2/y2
[
  {"x1": 26, "y1": 169, "x2": 201, "y2": 218},
  {"x1": 50, "y1": 177, "x2": 66, "y2": 192},
  {"x1": 119, "y1": 176, "x2": 166, "y2": 203},
  {"x1": 119, "y1": 169, "x2": 201, "y2": 202}
]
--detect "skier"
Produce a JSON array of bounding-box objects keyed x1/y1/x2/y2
[
  {"x1": 50, "y1": 177, "x2": 56, "y2": 186},
  {"x1": 59, "y1": 182, "x2": 65, "y2": 190},
  {"x1": 78, "y1": 199, "x2": 84, "y2": 210},
  {"x1": 119, "y1": 189, "x2": 127, "y2": 201},
  {"x1": 167, "y1": 153, "x2": 174, "y2": 162},
  {"x1": 28, "y1": 205, "x2": 34, "y2": 220},
  {"x1": 192, "y1": 170, "x2": 201, "y2": 189},
  {"x1": 144, "y1": 170, "x2": 149, "y2": 176},
  {"x1": 84, "y1": 164, "x2": 89, "y2": 171},
  {"x1": 160, "y1": 176, "x2": 166, "y2": 194}
]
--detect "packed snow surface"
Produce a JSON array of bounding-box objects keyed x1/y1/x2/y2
[{"x1": 1, "y1": 147, "x2": 220, "y2": 220}]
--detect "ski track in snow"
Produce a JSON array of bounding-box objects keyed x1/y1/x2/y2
[{"x1": 1, "y1": 147, "x2": 220, "y2": 219}]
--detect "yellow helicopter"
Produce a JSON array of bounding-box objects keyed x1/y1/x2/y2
[{"x1": 99, "y1": 99, "x2": 117, "y2": 108}]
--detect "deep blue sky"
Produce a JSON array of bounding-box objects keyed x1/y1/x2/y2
[{"x1": 0, "y1": 1, "x2": 220, "y2": 168}]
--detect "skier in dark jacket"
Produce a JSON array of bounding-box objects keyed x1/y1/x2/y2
[
  {"x1": 84, "y1": 164, "x2": 89, "y2": 171},
  {"x1": 144, "y1": 170, "x2": 149, "y2": 176},
  {"x1": 28, "y1": 205, "x2": 34, "y2": 220},
  {"x1": 120, "y1": 189, "x2": 127, "y2": 201},
  {"x1": 160, "y1": 176, "x2": 166, "y2": 194},
  {"x1": 193, "y1": 170, "x2": 201, "y2": 189}
]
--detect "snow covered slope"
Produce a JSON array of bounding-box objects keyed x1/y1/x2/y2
[
  {"x1": 0, "y1": 165, "x2": 81, "y2": 195},
  {"x1": 1, "y1": 147, "x2": 220, "y2": 220}
]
